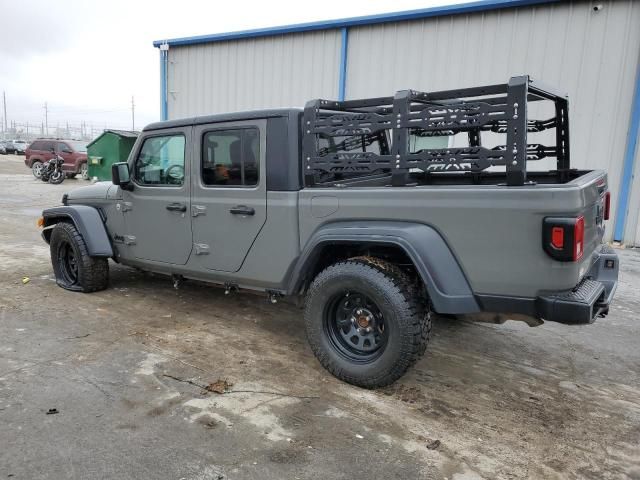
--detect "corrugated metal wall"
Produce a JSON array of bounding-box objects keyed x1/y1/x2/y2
[
  {"x1": 164, "y1": 0, "x2": 640, "y2": 244},
  {"x1": 166, "y1": 30, "x2": 341, "y2": 119},
  {"x1": 346, "y1": 0, "x2": 640, "y2": 243}
]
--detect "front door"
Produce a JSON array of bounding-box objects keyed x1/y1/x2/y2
[
  {"x1": 191, "y1": 120, "x2": 267, "y2": 272},
  {"x1": 56, "y1": 142, "x2": 75, "y2": 173},
  {"x1": 122, "y1": 127, "x2": 193, "y2": 265}
]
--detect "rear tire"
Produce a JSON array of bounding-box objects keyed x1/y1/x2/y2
[
  {"x1": 304, "y1": 257, "x2": 431, "y2": 388},
  {"x1": 80, "y1": 163, "x2": 89, "y2": 180},
  {"x1": 50, "y1": 222, "x2": 109, "y2": 292}
]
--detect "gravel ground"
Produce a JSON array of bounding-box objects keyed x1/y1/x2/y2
[{"x1": 1, "y1": 154, "x2": 639, "y2": 480}]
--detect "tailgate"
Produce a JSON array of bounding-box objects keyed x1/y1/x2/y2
[{"x1": 572, "y1": 170, "x2": 610, "y2": 267}]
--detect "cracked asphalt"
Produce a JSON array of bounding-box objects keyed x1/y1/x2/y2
[{"x1": 1, "y1": 155, "x2": 639, "y2": 479}]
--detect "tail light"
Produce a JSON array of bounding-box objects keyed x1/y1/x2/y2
[
  {"x1": 603, "y1": 191, "x2": 611, "y2": 220},
  {"x1": 543, "y1": 216, "x2": 584, "y2": 262}
]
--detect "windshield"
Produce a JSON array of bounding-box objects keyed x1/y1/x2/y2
[
  {"x1": 68, "y1": 141, "x2": 88, "y2": 152},
  {"x1": 14, "y1": 140, "x2": 26, "y2": 145}
]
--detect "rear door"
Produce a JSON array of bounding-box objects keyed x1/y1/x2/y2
[
  {"x1": 191, "y1": 120, "x2": 267, "y2": 272},
  {"x1": 121, "y1": 127, "x2": 193, "y2": 265}
]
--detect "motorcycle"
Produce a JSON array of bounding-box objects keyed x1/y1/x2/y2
[{"x1": 41, "y1": 150, "x2": 65, "y2": 184}]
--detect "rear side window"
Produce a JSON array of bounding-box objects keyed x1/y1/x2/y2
[
  {"x1": 201, "y1": 128, "x2": 259, "y2": 187},
  {"x1": 30, "y1": 141, "x2": 45, "y2": 150},
  {"x1": 134, "y1": 134, "x2": 186, "y2": 186}
]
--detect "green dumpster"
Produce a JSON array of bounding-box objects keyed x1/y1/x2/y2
[{"x1": 87, "y1": 130, "x2": 138, "y2": 181}]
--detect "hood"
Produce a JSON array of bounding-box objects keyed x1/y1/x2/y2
[{"x1": 66, "y1": 182, "x2": 113, "y2": 201}]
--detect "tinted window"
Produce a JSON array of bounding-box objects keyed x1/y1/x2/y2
[
  {"x1": 57, "y1": 142, "x2": 72, "y2": 153},
  {"x1": 409, "y1": 133, "x2": 450, "y2": 153},
  {"x1": 31, "y1": 140, "x2": 50, "y2": 151},
  {"x1": 68, "y1": 141, "x2": 88, "y2": 152},
  {"x1": 134, "y1": 135, "x2": 186, "y2": 186},
  {"x1": 202, "y1": 128, "x2": 259, "y2": 187}
]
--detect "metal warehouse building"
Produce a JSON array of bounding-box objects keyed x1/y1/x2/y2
[{"x1": 153, "y1": 0, "x2": 640, "y2": 246}]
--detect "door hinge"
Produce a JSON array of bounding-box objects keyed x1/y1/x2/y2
[
  {"x1": 117, "y1": 202, "x2": 133, "y2": 212},
  {"x1": 194, "y1": 243, "x2": 210, "y2": 255},
  {"x1": 192, "y1": 205, "x2": 206, "y2": 217},
  {"x1": 124, "y1": 235, "x2": 137, "y2": 245}
]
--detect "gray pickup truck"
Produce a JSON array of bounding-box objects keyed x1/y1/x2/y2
[{"x1": 40, "y1": 76, "x2": 618, "y2": 387}]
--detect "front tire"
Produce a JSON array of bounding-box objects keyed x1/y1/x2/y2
[
  {"x1": 50, "y1": 222, "x2": 109, "y2": 292},
  {"x1": 32, "y1": 161, "x2": 43, "y2": 178},
  {"x1": 304, "y1": 257, "x2": 431, "y2": 388},
  {"x1": 49, "y1": 170, "x2": 65, "y2": 184}
]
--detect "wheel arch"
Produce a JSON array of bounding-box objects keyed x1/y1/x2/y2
[
  {"x1": 288, "y1": 221, "x2": 480, "y2": 314},
  {"x1": 42, "y1": 206, "x2": 113, "y2": 257}
]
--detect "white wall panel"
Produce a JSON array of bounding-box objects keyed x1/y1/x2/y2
[
  {"x1": 166, "y1": 29, "x2": 341, "y2": 119},
  {"x1": 346, "y1": 0, "x2": 640, "y2": 242}
]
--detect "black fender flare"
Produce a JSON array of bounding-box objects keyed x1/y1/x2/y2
[
  {"x1": 42, "y1": 206, "x2": 113, "y2": 257},
  {"x1": 287, "y1": 221, "x2": 480, "y2": 314}
]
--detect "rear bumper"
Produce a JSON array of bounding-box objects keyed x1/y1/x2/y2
[
  {"x1": 476, "y1": 244, "x2": 618, "y2": 325},
  {"x1": 538, "y1": 245, "x2": 618, "y2": 324}
]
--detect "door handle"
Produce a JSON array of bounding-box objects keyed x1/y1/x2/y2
[
  {"x1": 229, "y1": 205, "x2": 255, "y2": 216},
  {"x1": 166, "y1": 202, "x2": 187, "y2": 212}
]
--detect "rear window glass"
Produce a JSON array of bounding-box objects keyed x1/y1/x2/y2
[{"x1": 30, "y1": 141, "x2": 53, "y2": 151}]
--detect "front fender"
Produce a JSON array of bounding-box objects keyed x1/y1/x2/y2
[
  {"x1": 288, "y1": 221, "x2": 480, "y2": 314},
  {"x1": 42, "y1": 206, "x2": 113, "y2": 257}
]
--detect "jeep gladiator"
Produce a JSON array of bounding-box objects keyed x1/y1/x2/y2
[{"x1": 40, "y1": 76, "x2": 618, "y2": 387}]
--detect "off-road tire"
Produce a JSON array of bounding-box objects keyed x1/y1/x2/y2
[
  {"x1": 50, "y1": 222, "x2": 109, "y2": 293},
  {"x1": 304, "y1": 257, "x2": 431, "y2": 388}
]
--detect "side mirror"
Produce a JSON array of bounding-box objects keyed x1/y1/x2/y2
[{"x1": 112, "y1": 162, "x2": 133, "y2": 190}]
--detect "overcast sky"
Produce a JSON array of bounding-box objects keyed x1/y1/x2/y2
[{"x1": 0, "y1": 0, "x2": 472, "y2": 132}]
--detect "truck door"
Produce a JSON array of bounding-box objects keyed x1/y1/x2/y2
[
  {"x1": 121, "y1": 127, "x2": 193, "y2": 265},
  {"x1": 191, "y1": 120, "x2": 267, "y2": 272}
]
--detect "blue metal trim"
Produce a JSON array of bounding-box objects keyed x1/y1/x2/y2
[
  {"x1": 152, "y1": 0, "x2": 560, "y2": 48},
  {"x1": 338, "y1": 27, "x2": 348, "y2": 101},
  {"x1": 614, "y1": 58, "x2": 640, "y2": 242},
  {"x1": 160, "y1": 49, "x2": 168, "y2": 121}
]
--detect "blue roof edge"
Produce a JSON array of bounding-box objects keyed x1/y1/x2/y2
[{"x1": 152, "y1": 0, "x2": 559, "y2": 48}]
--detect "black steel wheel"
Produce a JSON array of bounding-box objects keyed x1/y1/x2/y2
[
  {"x1": 56, "y1": 241, "x2": 79, "y2": 285},
  {"x1": 49, "y1": 222, "x2": 109, "y2": 292},
  {"x1": 305, "y1": 257, "x2": 431, "y2": 388},
  {"x1": 325, "y1": 291, "x2": 388, "y2": 363}
]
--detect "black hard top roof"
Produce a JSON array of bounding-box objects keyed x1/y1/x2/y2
[{"x1": 144, "y1": 108, "x2": 302, "y2": 131}]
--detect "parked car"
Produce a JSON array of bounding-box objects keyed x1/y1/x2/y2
[
  {"x1": 25, "y1": 139, "x2": 88, "y2": 179},
  {"x1": 13, "y1": 140, "x2": 27, "y2": 155},
  {"x1": 38, "y1": 76, "x2": 618, "y2": 388},
  {"x1": 0, "y1": 142, "x2": 6, "y2": 155},
  {"x1": 3, "y1": 140, "x2": 16, "y2": 154}
]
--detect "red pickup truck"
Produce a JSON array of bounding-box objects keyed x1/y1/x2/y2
[{"x1": 25, "y1": 139, "x2": 89, "y2": 180}]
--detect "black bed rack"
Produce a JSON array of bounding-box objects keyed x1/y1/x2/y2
[{"x1": 302, "y1": 75, "x2": 570, "y2": 187}]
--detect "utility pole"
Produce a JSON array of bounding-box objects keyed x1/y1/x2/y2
[
  {"x1": 131, "y1": 96, "x2": 135, "y2": 131},
  {"x1": 44, "y1": 102, "x2": 48, "y2": 136},
  {"x1": 3, "y1": 91, "x2": 7, "y2": 133}
]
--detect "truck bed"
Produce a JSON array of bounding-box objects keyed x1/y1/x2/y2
[{"x1": 298, "y1": 169, "x2": 609, "y2": 300}]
